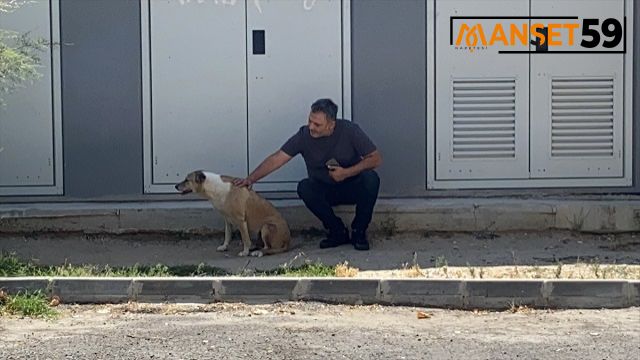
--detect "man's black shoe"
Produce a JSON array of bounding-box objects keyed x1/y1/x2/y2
[
  {"x1": 319, "y1": 227, "x2": 350, "y2": 249},
  {"x1": 351, "y1": 229, "x2": 370, "y2": 251}
]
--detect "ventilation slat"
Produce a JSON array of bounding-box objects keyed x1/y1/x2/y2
[
  {"x1": 552, "y1": 110, "x2": 613, "y2": 117},
  {"x1": 453, "y1": 91, "x2": 515, "y2": 98},
  {"x1": 454, "y1": 98, "x2": 515, "y2": 104},
  {"x1": 552, "y1": 89, "x2": 613, "y2": 96},
  {"x1": 454, "y1": 120, "x2": 515, "y2": 125},
  {"x1": 551, "y1": 96, "x2": 613, "y2": 103},
  {"x1": 453, "y1": 139, "x2": 515, "y2": 145},
  {"x1": 552, "y1": 124, "x2": 613, "y2": 130},
  {"x1": 454, "y1": 132, "x2": 515, "y2": 138},
  {"x1": 453, "y1": 110, "x2": 514, "y2": 118},
  {"x1": 454, "y1": 104, "x2": 515, "y2": 111},
  {"x1": 552, "y1": 150, "x2": 614, "y2": 157},
  {"x1": 549, "y1": 137, "x2": 613, "y2": 143},
  {"x1": 551, "y1": 116, "x2": 613, "y2": 123},
  {"x1": 552, "y1": 103, "x2": 613, "y2": 110}
]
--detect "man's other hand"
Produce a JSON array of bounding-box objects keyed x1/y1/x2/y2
[{"x1": 328, "y1": 166, "x2": 349, "y2": 182}]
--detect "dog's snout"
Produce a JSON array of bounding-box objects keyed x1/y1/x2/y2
[{"x1": 175, "y1": 184, "x2": 180, "y2": 191}]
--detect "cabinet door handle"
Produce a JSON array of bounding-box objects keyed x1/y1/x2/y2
[{"x1": 252, "y1": 30, "x2": 265, "y2": 55}]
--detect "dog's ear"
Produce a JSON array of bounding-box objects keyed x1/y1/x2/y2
[{"x1": 195, "y1": 171, "x2": 206, "y2": 184}]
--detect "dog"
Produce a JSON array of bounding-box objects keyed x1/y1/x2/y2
[{"x1": 175, "y1": 170, "x2": 291, "y2": 257}]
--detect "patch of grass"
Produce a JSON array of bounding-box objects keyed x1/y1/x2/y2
[
  {"x1": 554, "y1": 262, "x2": 563, "y2": 279},
  {"x1": 508, "y1": 301, "x2": 533, "y2": 314},
  {"x1": 0, "y1": 253, "x2": 228, "y2": 277},
  {"x1": 258, "y1": 262, "x2": 336, "y2": 277},
  {"x1": 0, "y1": 290, "x2": 58, "y2": 318},
  {"x1": 589, "y1": 259, "x2": 601, "y2": 278},
  {"x1": 401, "y1": 252, "x2": 424, "y2": 277},
  {"x1": 467, "y1": 262, "x2": 476, "y2": 278},
  {"x1": 335, "y1": 261, "x2": 359, "y2": 277},
  {"x1": 435, "y1": 255, "x2": 448, "y2": 268},
  {"x1": 379, "y1": 216, "x2": 398, "y2": 238},
  {"x1": 472, "y1": 231, "x2": 500, "y2": 240},
  {"x1": 567, "y1": 208, "x2": 589, "y2": 232}
]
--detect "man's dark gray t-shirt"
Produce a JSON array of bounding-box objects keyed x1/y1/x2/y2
[{"x1": 280, "y1": 119, "x2": 377, "y2": 184}]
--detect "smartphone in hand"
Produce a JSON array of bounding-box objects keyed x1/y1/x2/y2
[{"x1": 325, "y1": 158, "x2": 339, "y2": 171}]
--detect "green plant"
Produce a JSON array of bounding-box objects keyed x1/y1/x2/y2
[
  {"x1": 0, "y1": 253, "x2": 229, "y2": 277},
  {"x1": 590, "y1": 259, "x2": 601, "y2": 278},
  {"x1": 435, "y1": 255, "x2": 448, "y2": 268},
  {"x1": 567, "y1": 208, "x2": 590, "y2": 232},
  {"x1": 554, "y1": 262, "x2": 563, "y2": 279},
  {"x1": 258, "y1": 262, "x2": 335, "y2": 277},
  {"x1": 1, "y1": 0, "x2": 48, "y2": 107},
  {"x1": 380, "y1": 216, "x2": 397, "y2": 238},
  {"x1": 466, "y1": 262, "x2": 476, "y2": 278},
  {"x1": 0, "y1": 290, "x2": 58, "y2": 318}
]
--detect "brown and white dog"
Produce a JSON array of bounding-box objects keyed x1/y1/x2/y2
[{"x1": 175, "y1": 170, "x2": 291, "y2": 257}]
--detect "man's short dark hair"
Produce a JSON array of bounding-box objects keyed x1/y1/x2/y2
[{"x1": 311, "y1": 98, "x2": 338, "y2": 121}]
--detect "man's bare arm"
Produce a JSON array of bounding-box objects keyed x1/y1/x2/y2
[
  {"x1": 328, "y1": 150, "x2": 382, "y2": 183},
  {"x1": 233, "y1": 150, "x2": 292, "y2": 186},
  {"x1": 345, "y1": 150, "x2": 383, "y2": 178}
]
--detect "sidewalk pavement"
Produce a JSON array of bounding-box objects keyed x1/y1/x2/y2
[
  {"x1": 1, "y1": 196, "x2": 639, "y2": 234},
  {"x1": 1, "y1": 196, "x2": 639, "y2": 309}
]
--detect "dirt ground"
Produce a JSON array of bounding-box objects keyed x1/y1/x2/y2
[
  {"x1": 1, "y1": 230, "x2": 638, "y2": 278},
  {"x1": 1, "y1": 302, "x2": 638, "y2": 359}
]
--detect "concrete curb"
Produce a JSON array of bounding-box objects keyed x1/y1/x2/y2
[
  {"x1": 1, "y1": 277, "x2": 638, "y2": 309},
  {"x1": 1, "y1": 198, "x2": 639, "y2": 234}
]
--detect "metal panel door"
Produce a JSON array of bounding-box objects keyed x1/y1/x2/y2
[
  {"x1": 0, "y1": 0, "x2": 62, "y2": 195},
  {"x1": 146, "y1": 0, "x2": 247, "y2": 189},
  {"x1": 435, "y1": 0, "x2": 530, "y2": 180},
  {"x1": 530, "y1": 0, "x2": 625, "y2": 178},
  {"x1": 247, "y1": 0, "x2": 343, "y2": 185}
]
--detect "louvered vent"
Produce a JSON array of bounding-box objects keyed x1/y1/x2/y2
[
  {"x1": 452, "y1": 79, "x2": 516, "y2": 159},
  {"x1": 551, "y1": 78, "x2": 614, "y2": 157}
]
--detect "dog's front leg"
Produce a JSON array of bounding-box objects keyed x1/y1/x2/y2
[
  {"x1": 217, "y1": 220, "x2": 232, "y2": 252},
  {"x1": 237, "y1": 221, "x2": 252, "y2": 257}
]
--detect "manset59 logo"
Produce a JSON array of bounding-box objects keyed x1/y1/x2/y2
[{"x1": 450, "y1": 16, "x2": 627, "y2": 53}]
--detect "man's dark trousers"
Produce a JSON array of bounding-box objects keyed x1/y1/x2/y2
[{"x1": 296, "y1": 170, "x2": 380, "y2": 234}]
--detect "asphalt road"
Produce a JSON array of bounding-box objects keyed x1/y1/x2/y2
[{"x1": 1, "y1": 302, "x2": 638, "y2": 359}]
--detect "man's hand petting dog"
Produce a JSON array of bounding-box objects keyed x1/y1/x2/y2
[{"x1": 233, "y1": 177, "x2": 253, "y2": 188}]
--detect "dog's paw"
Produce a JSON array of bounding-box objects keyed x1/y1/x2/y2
[
  {"x1": 216, "y1": 245, "x2": 228, "y2": 252},
  {"x1": 250, "y1": 250, "x2": 264, "y2": 257},
  {"x1": 238, "y1": 250, "x2": 249, "y2": 257}
]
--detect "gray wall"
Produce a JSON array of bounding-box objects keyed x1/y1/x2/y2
[
  {"x1": 634, "y1": 3, "x2": 639, "y2": 193},
  {"x1": 60, "y1": 0, "x2": 142, "y2": 198},
  {"x1": 351, "y1": 0, "x2": 426, "y2": 196}
]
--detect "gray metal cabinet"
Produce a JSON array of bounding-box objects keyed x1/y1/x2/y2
[
  {"x1": 429, "y1": 0, "x2": 633, "y2": 189},
  {"x1": 530, "y1": 0, "x2": 624, "y2": 179},
  {"x1": 143, "y1": 0, "x2": 248, "y2": 189},
  {"x1": 435, "y1": 0, "x2": 530, "y2": 180},
  {"x1": 0, "y1": 0, "x2": 62, "y2": 195},
  {"x1": 142, "y1": 0, "x2": 350, "y2": 193}
]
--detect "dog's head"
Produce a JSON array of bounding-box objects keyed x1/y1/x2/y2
[{"x1": 175, "y1": 170, "x2": 207, "y2": 195}]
